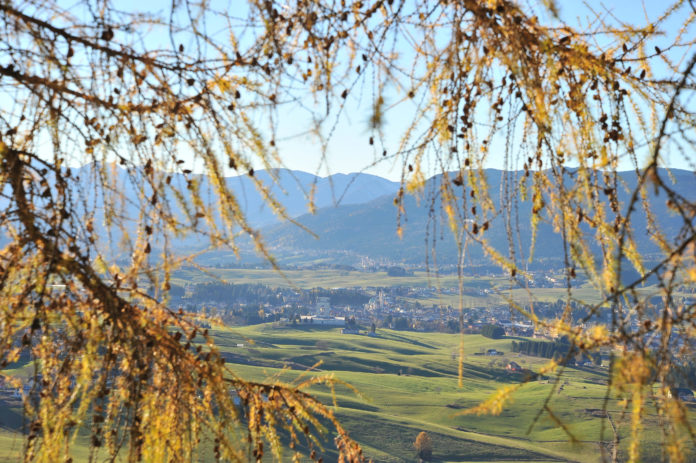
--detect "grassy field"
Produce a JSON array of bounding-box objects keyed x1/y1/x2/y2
[
  {"x1": 3, "y1": 324, "x2": 693, "y2": 461},
  {"x1": 172, "y1": 267, "x2": 468, "y2": 290},
  {"x1": 172, "y1": 266, "x2": 680, "y2": 309},
  {"x1": 205, "y1": 324, "x2": 695, "y2": 462}
]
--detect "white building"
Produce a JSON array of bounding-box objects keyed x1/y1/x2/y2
[{"x1": 300, "y1": 315, "x2": 345, "y2": 326}]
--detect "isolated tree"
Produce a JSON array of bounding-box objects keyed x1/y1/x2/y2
[
  {"x1": 0, "y1": 0, "x2": 694, "y2": 462},
  {"x1": 413, "y1": 431, "x2": 433, "y2": 461}
]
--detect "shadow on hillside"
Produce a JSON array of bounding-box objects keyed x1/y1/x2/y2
[{"x1": 382, "y1": 332, "x2": 437, "y2": 349}]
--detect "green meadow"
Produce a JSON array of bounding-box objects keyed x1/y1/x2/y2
[
  {"x1": 172, "y1": 268, "x2": 466, "y2": 290},
  {"x1": 2, "y1": 323, "x2": 693, "y2": 461},
  {"x1": 171, "y1": 266, "x2": 677, "y2": 308},
  {"x1": 207, "y1": 324, "x2": 695, "y2": 462}
]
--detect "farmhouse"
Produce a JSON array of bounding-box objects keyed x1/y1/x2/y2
[
  {"x1": 299, "y1": 315, "x2": 345, "y2": 326},
  {"x1": 506, "y1": 361, "x2": 522, "y2": 372}
]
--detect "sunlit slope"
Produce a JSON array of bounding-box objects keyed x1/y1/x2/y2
[
  {"x1": 258, "y1": 168, "x2": 695, "y2": 267},
  {"x1": 214, "y1": 324, "x2": 694, "y2": 462},
  {"x1": 2, "y1": 324, "x2": 692, "y2": 461}
]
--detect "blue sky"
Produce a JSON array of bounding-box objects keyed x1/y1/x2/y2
[
  {"x1": 262, "y1": 1, "x2": 696, "y2": 180},
  {"x1": 54, "y1": 1, "x2": 693, "y2": 180}
]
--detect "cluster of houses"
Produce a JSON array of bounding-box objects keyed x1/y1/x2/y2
[{"x1": 183, "y1": 277, "x2": 551, "y2": 337}]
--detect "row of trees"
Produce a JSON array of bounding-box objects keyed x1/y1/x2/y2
[
  {"x1": 511, "y1": 339, "x2": 600, "y2": 365},
  {"x1": 190, "y1": 282, "x2": 371, "y2": 308},
  {"x1": 511, "y1": 339, "x2": 571, "y2": 360},
  {"x1": 190, "y1": 282, "x2": 285, "y2": 305}
]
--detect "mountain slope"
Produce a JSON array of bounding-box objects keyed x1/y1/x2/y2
[
  {"x1": 231, "y1": 169, "x2": 400, "y2": 226},
  {"x1": 257, "y1": 168, "x2": 696, "y2": 266}
]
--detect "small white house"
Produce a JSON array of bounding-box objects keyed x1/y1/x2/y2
[{"x1": 300, "y1": 315, "x2": 345, "y2": 326}]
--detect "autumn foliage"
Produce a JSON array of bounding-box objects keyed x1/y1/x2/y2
[
  {"x1": 0, "y1": 0, "x2": 694, "y2": 462},
  {"x1": 413, "y1": 431, "x2": 433, "y2": 461}
]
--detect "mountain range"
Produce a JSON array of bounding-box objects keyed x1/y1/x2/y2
[
  {"x1": 15, "y1": 164, "x2": 693, "y2": 268},
  {"x1": 250, "y1": 168, "x2": 695, "y2": 268}
]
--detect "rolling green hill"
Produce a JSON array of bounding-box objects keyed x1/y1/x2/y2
[
  {"x1": 3, "y1": 322, "x2": 694, "y2": 461},
  {"x1": 205, "y1": 323, "x2": 695, "y2": 462}
]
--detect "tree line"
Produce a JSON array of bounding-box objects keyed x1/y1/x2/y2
[{"x1": 512, "y1": 339, "x2": 600, "y2": 365}]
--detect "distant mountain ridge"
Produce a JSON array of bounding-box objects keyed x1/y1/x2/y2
[
  {"x1": 231, "y1": 169, "x2": 400, "y2": 226},
  {"x1": 63, "y1": 165, "x2": 401, "y2": 259},
  {"x1": 71, "y1": 165, "x2": 400, "y2": 228},
  {"x1": 253, "y1": 168, "x2": 696, "y2": 267},
  {"x1": 0, "y1": 164, "x2": 400, "y2": 258},
  {"x1": 7, "y1": 164, "x2": 692, "y2": 269}
]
